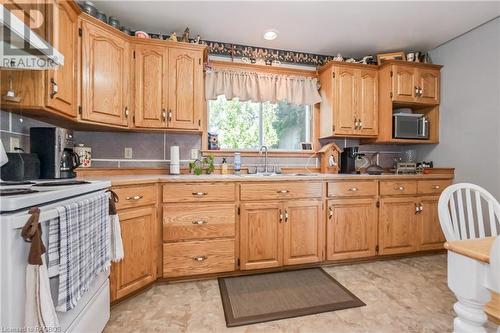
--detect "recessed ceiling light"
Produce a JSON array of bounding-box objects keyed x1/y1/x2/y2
[{"x1": 263, "y1": 30, "x2": 278, "y2": 41}]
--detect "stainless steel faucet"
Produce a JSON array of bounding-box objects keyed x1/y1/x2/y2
[{"x1": 259, "y1": 145, "x2": 269, "y2": 173}]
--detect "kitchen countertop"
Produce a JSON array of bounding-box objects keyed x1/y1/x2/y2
[{"x1": 79, "y1": 173, "x2": 454, "y2": 186}]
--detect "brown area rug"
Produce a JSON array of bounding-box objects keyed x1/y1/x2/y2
[{"x1": 218, "y1": 268, "x2": 365, "y2": 327}]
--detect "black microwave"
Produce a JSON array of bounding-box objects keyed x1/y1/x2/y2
[{"x1": 393, "y1": 113, "x2": 429, "y2": 139}]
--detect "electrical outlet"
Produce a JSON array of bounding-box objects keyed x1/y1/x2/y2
[
  {"x1": 190, "y1": 149, "x2": 199, "y2": 160},
  {"x1": 9, "y1": 137, "x2": 20, "y2": 152},
  {"x1": 124, "y1": 147, "x2": 133, "y2": 159}
]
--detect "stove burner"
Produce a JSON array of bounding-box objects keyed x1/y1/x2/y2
[
  {"x1": 33, "y1": 180, "x2": 91, "y2": 187},
  {"x1": 0, "y1": 188, "x2": 39, "y2": 196}
]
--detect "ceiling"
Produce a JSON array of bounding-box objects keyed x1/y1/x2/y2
[{"x1": 94, "y1": 1, "x2": 500, "y2": 57}]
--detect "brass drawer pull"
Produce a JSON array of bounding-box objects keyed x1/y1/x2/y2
[
  {"x1": 284, "y1": 209, "x2": 289, "y2": 223},
  {"x1": 277, "y1": 189, "x2": 289, "y2": 194},
  {"x1": 348, "y1": 187, "x2": 359, "y2": 192},
  {"x1": 125, "y1": 195, "x2": 143, "y2": 201},
  {"x1": 192, "y1": 220, "x2": 207, "y2": 225},
  {"x1": 393, "y1": 186, "x2": 405, "y2": 191},
  {"x1": 432, "y1": 185, "x2": 441, "y2": 189},
  {"x1": 192, "y1": 255, "x2": 207, "y2": 262},
  {"x1": 192, "y1": 192, "x2": 208, "y2": 196}
]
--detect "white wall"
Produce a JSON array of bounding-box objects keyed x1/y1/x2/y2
[{"x1": 416, "y1": 17, "x2": 500, "y2": 198}]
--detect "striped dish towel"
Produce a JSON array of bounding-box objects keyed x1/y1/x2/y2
[{"x1": 47, "y1": 192, "x2": 111, "y2": 312}]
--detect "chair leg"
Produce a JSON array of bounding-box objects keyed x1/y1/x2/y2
[{"x1": 453, "y1": 296, "x2": 488, "y2": 332}]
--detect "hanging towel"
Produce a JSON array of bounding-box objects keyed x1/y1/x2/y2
[
  {"x1": 107, "y1": 190, "x2": 124, "y2": 262},
  {"x1": 21, "y1": 207, "x2": 60, "y2": 332},
  {"x1": 47, "y1": 192, "x2": 111, "y2": 312}
]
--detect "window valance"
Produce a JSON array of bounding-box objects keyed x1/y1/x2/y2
[{"x1": 205, "y1": 68, "x2": 322, "y2": 106}]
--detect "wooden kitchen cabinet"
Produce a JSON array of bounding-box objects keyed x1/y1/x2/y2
[
  {"x1": 0, "y1": 0, "x2": 79, "y2": 118},
  {"x1": 319, "y1": 62, "x2": 378, "y2": 138},
  {"x1": 417, "y1": 196, "x2": 446, "y2": 251},
  {"x1": 327, "y1": 198, "x2": 377, "y2": 261},
  {"x1": 283, "y1": 199, "x2": 323, "y2": 265},
  {"x1": 378, "y1": 197, "x2": 418, "y2": 255},
  {"x1": 80, "y1": 15, "x2": 130, "y2": 127},
  {"x1": 167, "y1": 47, "x2": 204, "y2": 130},
  {"x1": 239, "y1": 202, "x2": 283, "y2": 270},
  {"x1": 111, "y1": 206, "x2": 157, "y2": 301},
  {"x1": 134, "y1": 44, "x2": 169, "y2": 128},
  {"x1": 390, "y1": 63, "x2": 440, "y2": 105}
]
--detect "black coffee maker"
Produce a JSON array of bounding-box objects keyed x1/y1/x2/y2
[
  {"x1": 340, "y1": 147, "x2": 359, "y2": 174},
  {"x1": 30, "y1": 127, "x2": 81, "y2": 179}
]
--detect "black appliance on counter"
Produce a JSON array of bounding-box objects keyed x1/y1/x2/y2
[
  {"x1": 30, "y1": 127, "x2": 81, "y2": 179},
  {"x1": 0, "y1": 153, "x2": 40, "y2": 181},
  {"x1": 340, "y1": 147, "x2": 359, "y2": 174}
]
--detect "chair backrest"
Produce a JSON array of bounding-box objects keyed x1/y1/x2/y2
[{"x1": 438, "y1": 183, "x2": 500, "y2": 241}]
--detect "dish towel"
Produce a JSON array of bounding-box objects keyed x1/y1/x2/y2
[
  {"x1": 47, "y1": 192, "x2": 111, "y2": 312},
  {"x1": 108, "y1": 190, "x2": 124, "y2": 262},
  {"x1": 21, "y1": 207, "x2": 60, "y2": 332}
]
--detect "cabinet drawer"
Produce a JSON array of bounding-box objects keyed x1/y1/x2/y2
[
  {"x1": 113, "y1": 184, "x2": 156, "y2": 210},
  {"x1": 417, "y1": 180, "x2": 452, "y2": 195},
  {"x1": 380, "y1": 181, "x2": 417, "y2": 196},
  {"x1": 163, "y1": 183, "x2": 235, "y2": 203},
  {"x1": 163, "y1": 203, "x2": 235, "y2": 241},
  {"x1": 327, "y1": 181, "x2": 377, "y2": 197},
  {"x1": 240, "y1": 181, "x2": 322, "y2": 201},
  {"x1": 163, "y1": 239, "x2": 235, "y2": 277}
]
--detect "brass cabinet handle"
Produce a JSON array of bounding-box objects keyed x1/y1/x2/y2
[
  {"x1": 415, "y1": 202, "x2": 423, "y2": 214},
  {"x1": 415, "y1": 203, "x2": 420, "y2": 214},
  {"x1": 124, "y1": 107, "x2": 129, "y2": 118},
  {"x1": 192, "y1": 220, "x2": 207, "y2": 225},
  {"x1": 393, "y1": 186, "x2": 405, "y2": 191},
  {"x1": 419, "y1": 87, "x2": 423, "y2": 96},
  {"x1": 192, "y1": 255, "x2": 207, "y2": 261},
  {"x1": 419, "y1": 203, "x2": 423, "y2": 212},
  {"x1": 168, "y1": 110, "x2": 172, "y2": 121},
  {"x1": 277, "y1": 189, "x2": 289, "y2": 194},
  {"x1": 415, "y1": 86, "x2": 420, "y2": 97},
  {"x1": 348, "y1": 187, "x2": 359, "y2": 192},
  {"x1": 192, "y1": 192, "x2": 208, "y2": 196},
  {"x1": 125, "y1": 195, "x2": 143, "y2": 201},
  {"x1": 354, "y1": 118, "x2": 359, "y2": 129},
  {"x1": 279, "y1": 209, "x2": 283, "y2": 223},
  {"x1": 358, "y1": 119, "x2": 362, "y2": 129},
  {"x1": 162, "y1": 109, "x2": 166, "y2": 122},
  {"x1": 50, "y1": 78, "x2": 58, "y2": 98},
  {"x1": 328, "y1": 206, "x2": 333, "y2": 219},
  {"x1": 284, "y1": 209, "x2": 289, "y2": 223},
  {"x1": 432, "y1": 185, "x2": 440, "y2": 189}
]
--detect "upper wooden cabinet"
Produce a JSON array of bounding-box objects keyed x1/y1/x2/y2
[
  {"x1": 391, "y1": 64, "x2": 440, "y2": 105},
  {"x1": 80, "y1": 15, "x2": 130, "y2": 127},
  {"x1": 319, "y1": 62, "x2": 378, "y2": 138},
  {"x1": 0, "y1": 0, "x2": 79, "y2": 118}
]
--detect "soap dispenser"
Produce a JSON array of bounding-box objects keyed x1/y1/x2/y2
[{"x1": 221, "y1": 158, "x2": 229, "y2": 175}]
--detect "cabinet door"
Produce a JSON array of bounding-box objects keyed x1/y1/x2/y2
[
  {"x1": 356, "y1": 69, "x2": 378, "y2": 136},
  {"x1": 134, "y1": 44, "x2": 168, "y2": 128},
  {"x1": 379, "y1": 197, "x2": 418, "y2": 255},
  {"x1": 417, "y1": 196, "x2": 445, "y2": 251},
  {"x1": 240, "y1": 202, "x2": 283, "y2": 270},
  {"x1": 111, "y1": 206, "x2": 157, "y2": 301},
  {"x1": 167, "y1": 48, "x2": 203, "y2": 130},
  {"x1": 81, "y1": 18, "x2": 130, "y2": 126},
  {"x1": 417, "y1": 69, "x2": 440, "y2": 104},
  {"x1": 327, "y1": 198, "x2": 377, "y2": 260},
  {"x1": 283, "y1": 199, "x2": 323, "y2": 266},
  {"x1": 334, "y1": 67, "x2": 357, "y2": 135},
  {"x1": 392, "y1": 65, "x2": 416, "y2": 103},
  {"x1": 45, "y1": 0, "x2": 78, "y2": 117}
]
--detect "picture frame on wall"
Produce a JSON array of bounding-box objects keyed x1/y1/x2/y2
[{"x1": 376, "y1": 51, "x2": 406, "y2": 64}]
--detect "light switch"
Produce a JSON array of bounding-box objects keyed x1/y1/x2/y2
[
  {"x1": 9, "y1": 137, "x2": 20, "y2": 152},
  {"x1": 191, "y1": 149, "x2": 199, "y2": 159},
  {"x1": 124, "y1": 147, "x2": 133, "y2": 159}
]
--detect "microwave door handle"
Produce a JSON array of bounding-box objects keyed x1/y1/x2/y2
[{"x1": 419, "y1": 118, "x2": 427, "y2": 138}]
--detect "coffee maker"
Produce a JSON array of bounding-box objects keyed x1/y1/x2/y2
[
  {"x1": 30, "y1": 127, "x2": 81, "y2": 179},
  {"x1": 340, "y1": 147, "x2": 359, "y2": 174}
]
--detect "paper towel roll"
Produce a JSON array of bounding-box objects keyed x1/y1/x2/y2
[{"x1": 170, "y1": 146, "x2": 180, "y2": 175}]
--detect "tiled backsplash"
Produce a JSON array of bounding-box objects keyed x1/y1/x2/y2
[{"x1": 0, "y1": 110, "x2": 410, "y2": 170}]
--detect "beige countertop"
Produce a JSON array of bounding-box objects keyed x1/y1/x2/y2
[{"x1": 79, "y1": 173, "x2": 454, "y2": 186}]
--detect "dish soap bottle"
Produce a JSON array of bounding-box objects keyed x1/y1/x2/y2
[
  {"x1": 234, "y1": 152, "x2": 241, "y2": 174},
  {"x1": 221, "y1": 157, "x2": 229, "y2": 175}
]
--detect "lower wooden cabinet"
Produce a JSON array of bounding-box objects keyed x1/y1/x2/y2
[
  {"x1": 240, "y1": 199, "x2": 323, "y2": 270},
  {"x1": 417, "y1": 196, "x2": 446, "y2": 250},
  {"x1": 378, "y1": 197, "x2": 418, "y2": 255},
  {"x1": 110, "y1": 206, "x2": 157, "y2": 301},
  {"x1": 327, "y1": 198, "x2": 377, "y2": 260}
]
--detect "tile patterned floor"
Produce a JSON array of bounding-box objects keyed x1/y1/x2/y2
[{"x1": 104, "y1": 255, "x2": 498, "y2": 333}]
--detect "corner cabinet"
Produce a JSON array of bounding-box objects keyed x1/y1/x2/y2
[
  {"x1": 319, "y1": 62, "x2": 378, "y2": 138},
  {"x1": 79, "y1": 15, "x2": 130, "y2": 127},
  {"x1": 391, "y1": 64, "x2": 440, "y2": 105}
]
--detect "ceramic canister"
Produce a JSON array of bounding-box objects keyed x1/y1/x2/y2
[{"x1": 74, "y1": 144, "x2": 92, "y2": 168}]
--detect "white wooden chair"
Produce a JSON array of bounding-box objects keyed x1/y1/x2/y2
[{"x1": 438, "y1": 183, "x2": 500, "y2": 241}]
